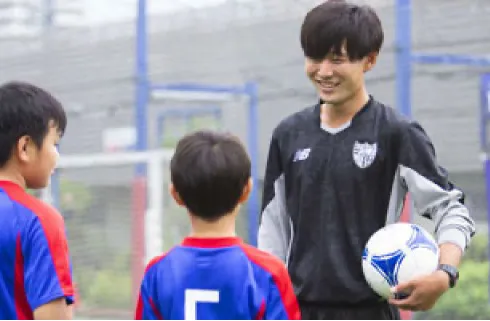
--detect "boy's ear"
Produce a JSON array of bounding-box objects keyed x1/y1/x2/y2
[
  {"x1": 169, "y1": 183, "x2": 185, "y2": 207},
  {"x1": 238, "y1": 178, "x2": 253, "y2": 204},
  {"x1": 16, "y1": 135, "x2": 34, "y2": 163}
]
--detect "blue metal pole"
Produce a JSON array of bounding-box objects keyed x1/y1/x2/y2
[
  {"x1": 481, "y1": 74, "x2": 490, "y2": 151},
  {"x1": 52, "y1": 143, "x2": 61, "y2": 210},
  {"x1": 43, "y1": 0, "x2": 54, "y2": 30},
  {"x1": 51, "y1": 170, "x2": 60, "y2": 210},
  {"x1": 480, "y1": 73, "x2": 490, "y2": 301},
  {"x1": 150, "y1": 83, "x2": 247, "y2": 95},
  {"x1": 136, "y1": 0, "x2": 149, "y2": 159},
  {"x1": 411, "y1": 54, "x2": 490, "y2": 67},
  {"x1": 395, "y1": 0, "x2": 412, "y2": 118},
  {"x1": 395, "y1": 4, "x2": 413, "y2": 319},
  {"x1": 245, "y1": 82, "x2": 259, "y2": 246}
]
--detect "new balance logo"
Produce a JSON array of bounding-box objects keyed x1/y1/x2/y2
[{"x1": 293, "y1": 148, "x2": 311, "y2": 162}]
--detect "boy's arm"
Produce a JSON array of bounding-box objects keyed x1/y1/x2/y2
[
  {"x1": 135, "y1": 285, "x2": 162, "y2": 320},
  {"x1": 265, "y1": 266, "x2": 300, "y2": 320},
  {"x1": 34, "y1": 298, "x2": 73, "y2": 320},
  {"x1": 23, "y1": 214, "x2": 74, "y2": 319},
  {"x1": 135, "y1": 261, "x2": 164, "y2": 320}
]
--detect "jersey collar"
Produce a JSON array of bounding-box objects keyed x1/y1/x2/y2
[
  {"x1": 316, "y1": 95, "x2": 374, "y2": 126},
  {"x1": 181, "y1": 237, "x2": 242, "y2": 248},
  {"x1": 0, "y1": 180, "x2": 24, "y2": 192}
]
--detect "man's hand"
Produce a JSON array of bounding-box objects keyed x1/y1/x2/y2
[{"x1": 389, "y1": 270, "x2": 449, "y2": 311}]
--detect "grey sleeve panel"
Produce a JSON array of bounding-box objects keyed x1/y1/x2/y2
[
  {"x1": 397, "y1": 120, "x2": 476, "y2": 251},
  {"x1": 385, "y1": 166, "x2": 407, "y2": 225},
  {"x1": 399, "y1": 166, "x2": 476, "y2": 251},
  {"x1": 258, "y1": 174, "x2": 292, "y2": 263}
]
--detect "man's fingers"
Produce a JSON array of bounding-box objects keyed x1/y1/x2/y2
[
  {"x1": 391, "y1": 279, "x2": 416, "y2": 294},
  {"x1": 389, "y1": 296, "x2": 419, "y2": 311}
]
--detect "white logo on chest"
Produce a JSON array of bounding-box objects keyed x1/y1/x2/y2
[
  {"x1": 293, "y1": 148, "x2": 311, "y2": 162},
  {"x1": 352, "y1": 141, "x2": 377, "y2": 168}
]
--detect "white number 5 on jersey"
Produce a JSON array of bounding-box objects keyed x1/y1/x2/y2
[{"x1": 184, "y1": 289, "x2": 220, "y2": 320}]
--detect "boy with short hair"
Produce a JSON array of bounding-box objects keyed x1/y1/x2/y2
[
  {"x1": 135, "y1": 130, "x2": 300, "y2": 320},
  {"x1": 0, "y1": 81, "x2": 74, "y2": 319}
]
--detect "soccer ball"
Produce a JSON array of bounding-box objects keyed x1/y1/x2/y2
[{"x1": 361, "y1": 223, "x2": 439, "y2": 299}]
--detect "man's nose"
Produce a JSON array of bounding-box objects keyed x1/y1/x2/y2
[{"x1": 317, "y1": 59, "x2": 335, "y2": 77}]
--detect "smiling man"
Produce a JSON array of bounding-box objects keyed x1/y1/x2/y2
[{"x1": 257, "y1": 0, "x2": 476, "y2": 319}]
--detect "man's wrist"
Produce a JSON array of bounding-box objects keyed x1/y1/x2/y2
[{"x1": 437, "y1": 264, "x2": 459, "y2": 288}]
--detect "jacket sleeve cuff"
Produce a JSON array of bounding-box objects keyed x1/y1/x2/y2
[{"x1": 437, "y1": 228, "x2": 468, "y2": 252}]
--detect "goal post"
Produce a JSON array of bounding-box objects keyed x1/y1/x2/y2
[
  {"x1": 147, "y1": 82, "x2": 260, "y2": 249},
  {"x1": 57, "y1": 149, "x2": 172, "y2": 259},
  {"x1": 43, "y1": 149, "x2": 173, "y2": 318}
]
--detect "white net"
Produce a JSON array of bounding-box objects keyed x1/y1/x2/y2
[{"x1": 44, "y1": 150, "x2": 172, "y2": 319}]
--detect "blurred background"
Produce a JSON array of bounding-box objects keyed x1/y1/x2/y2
[{"x1": 0, "y1": 0, "x2": 489, "y2": 319}]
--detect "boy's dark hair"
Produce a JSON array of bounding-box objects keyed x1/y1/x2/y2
[
  {"x1": 0, "y1": 81, "x2": 67, "y2": 167},
  {"x1": 170, "y1": 130, "x2": 251, "y2": 221},
  {"x1": 300, "y1": 0, "x2": 384, "y2": 61}
]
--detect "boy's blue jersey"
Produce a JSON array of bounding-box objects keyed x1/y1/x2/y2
[
  {"x1": 0, "y1": 181, "x2": 74, "y2": 319},
  {"x1": 135, "y1": 237, "x2": 300, "y2": 320}
]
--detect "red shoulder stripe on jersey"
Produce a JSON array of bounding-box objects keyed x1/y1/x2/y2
[
  {"x1": 135, "y1": 252, "x2": 170, "y2": 319},
  {"x1": 240, "y1": 244, "x2": 300, "y2": 320},
  {"x1": 181, "y1": 237, "x2": 242, "y2": 248},
  {"x1": 134, "y1": 294, "x2": 164, "y2": 320},
  {"x1": 145, "y1": 250, "x2": 171, "y2": 273},
  {"x1": 149, "y1": 297, "x2": 164, "y2": 319},
  {"x1": 255, "y1": 300, "x2": 266, "y2": 320},
  {"x1": 1, "y1": 181, "x2": 74, "y2": 298},
  {"x1": 135, "y1": 294, "x2": 143, "y2": 319},
  {"x1": 14, "y1": 234, "x2": 32, "y2": 320}
]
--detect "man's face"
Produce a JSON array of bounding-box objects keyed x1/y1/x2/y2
[{"x1": 305, "y1": 46, "x2": 376, "y2": 106}]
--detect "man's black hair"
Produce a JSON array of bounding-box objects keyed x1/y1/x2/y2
[
  {"x1": 300, "y1": 0, "x2": 384, "y2": 61},
  {"x1": 0, "y1": 81, "x2": 67, "y2": 167},
  {"x1": 170, "y1": 130, "x2": 251, "y2": 221}
]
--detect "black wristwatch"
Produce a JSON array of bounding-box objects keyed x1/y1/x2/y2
[{"x1": 438, "y1": 264, "x2": 459, "y2": 288}]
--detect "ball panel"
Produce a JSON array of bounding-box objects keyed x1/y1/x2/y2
[
  {"x1": 371, "y1": 250, "x2": 405, "y2": 287},
  {"x1": 362, "y1": 260, "x2": 392, "y2": 299}
]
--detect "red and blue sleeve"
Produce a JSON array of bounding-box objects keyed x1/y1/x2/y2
[
  {"x1": 135, "y1": 257, "x2": 164, "y2": 320},
  {"x1": 240, "y1": 244, "x2": 300, "y2": 320},
  {"x1": 21, "y1": 213, "x2": 74, "y2": 311},
  {"x1": 265, "y1": 265, "x2": 300, "y2": 320}
]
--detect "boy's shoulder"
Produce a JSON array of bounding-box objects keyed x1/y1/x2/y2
[
  {"x1": 143, "y1": 248, "x2": 176, "y2": 277},
  {"x1": 143, "y1": 240, "x2": 289, "y2": 278},
  {"x1": 238, "y1": 243, "x2": 290, "y2": 282},
  {"x1": 0, "y1": 181, "x2": 62, "y2": 223}
]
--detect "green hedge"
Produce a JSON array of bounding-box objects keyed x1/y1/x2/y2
[{"x1": 416, "y1": 234, "x2": 490, "y2": 319}]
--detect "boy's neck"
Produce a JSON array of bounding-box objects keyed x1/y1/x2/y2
[
  {"x1": 189, "y1": 212, "x2": 237, "y2": 238},
  {"x1": 0, "y1": 166, "x2": 26, "y2": 189},
  {"x1": 321, "y1": 87, "x2": 370, "y2": 128}
]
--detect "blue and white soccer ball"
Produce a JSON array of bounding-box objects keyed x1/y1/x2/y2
[{"x1": 362, "y1": 223, "x2": 440, "y2": 299}]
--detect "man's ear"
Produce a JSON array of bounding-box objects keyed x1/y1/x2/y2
[
  {"x1": 363, "y1": 52, "x2": 379, "y2": 72},
  {"x1": 169, "y1": 183, "x2": 185, "y2": 207},
  {"x1": 238, "y1": 178, "x2": 253, "y2": 204}
]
